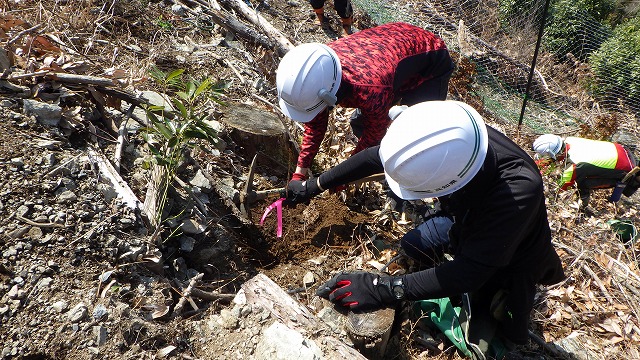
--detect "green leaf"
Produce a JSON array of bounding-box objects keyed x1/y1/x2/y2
[
  {"x1": 176, "y1": 91, "x2": 189, "y2": 101},
  {"x1": 146, "y1": 110, "x2": 161, "y2": 125},
  {"x1": 147, "y1": 143, "x2": 163, "y2": 157},
  {"x1": 148, "y1": 66, "x2": 166, "y2": 82},
  {"x1": 186, "y1": 81, "x2": 196, "y2": 99},
  {"x1": 166, "y1": 69, "x2": 184, "y2": 82},
  {"x1": 154, "y1": 122, "x2": 174, "y2": 140},
  {"x1": 172, "y1": 98, "x2": 189, "y2": 120},
  {"x1": 194, "y1": 78, "x2": 212, "y2": 97},
  {"x1": 183, "y1": 129, "x2": 210, "y2": 140},
  {"x1": 168, "y1": 136, "x2": 179, "y2": 148}
]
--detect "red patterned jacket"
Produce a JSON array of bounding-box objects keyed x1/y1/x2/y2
[{"x1": 297, "y1": 22, "x2": 454, "y2": 169}]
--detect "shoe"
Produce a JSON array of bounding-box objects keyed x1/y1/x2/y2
[{"x1": 340, "y1": 16, "x2": 354, "y2": 37}]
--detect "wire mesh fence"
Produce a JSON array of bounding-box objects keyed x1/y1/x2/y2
[{"x1": 352, "y1": 0, "x2": 640, "y2": 146}]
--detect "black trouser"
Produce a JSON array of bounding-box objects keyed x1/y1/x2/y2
[{"x1": 309, "y1": 0, "x2": 353, "y2": 19}]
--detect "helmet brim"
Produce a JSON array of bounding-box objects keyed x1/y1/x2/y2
[
  {"x1": 279, "y1": 97, "x2": 326, "y2": 123},
  {"x1": 385, "y1": 175, "x2": 429, "y2": 200}
]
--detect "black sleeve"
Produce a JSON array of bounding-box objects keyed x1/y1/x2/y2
[
  {"x1": 403, "y1": 255, "x2": 498, "y2": 300},
  {"x1": 317, "y1": 146, "x2": 384, "y2": 189}
]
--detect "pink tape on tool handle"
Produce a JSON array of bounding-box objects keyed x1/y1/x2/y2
[{"x1": 259, "y1": 198, "x2": 285, "y2": 237}]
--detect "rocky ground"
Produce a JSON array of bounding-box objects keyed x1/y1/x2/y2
[{"x1": 1, "y1": 0, "x2": 640, "y2": 360}]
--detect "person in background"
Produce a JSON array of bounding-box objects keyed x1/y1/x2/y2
[
  {"x1": 532, "y1": 134, "x2": 637, "y2": 207},
  {"x1": 276, "y1": 22, "x2": 455, "y2": 183},
  {"x1": 310, "y1": 0, "x2": 354, "y2": 36},
  {"x1": 284, "y1": 101, "x2": 565, "y2": 359}
]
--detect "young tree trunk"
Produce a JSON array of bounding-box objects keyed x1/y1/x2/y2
[{"x1": 143, "y1": 165, "x2": 170, "y2": 228}]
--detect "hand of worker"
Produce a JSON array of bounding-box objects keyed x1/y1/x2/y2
[
  {"x1": 315, "y1": 271, "x2": 403, "y2": 311},
  {"x1": 283, "y1": 177, "x2": 323, "y2": 206}
]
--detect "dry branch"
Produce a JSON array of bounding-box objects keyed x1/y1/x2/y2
[
  {"x1": 15, "y1": 214, "x2": 64, "y2": 228},
  {"x1": 173, "y1": 175, "x2": 209, "y2": 217},
  {"x1": 218, "y1": 0, "x2": 293, "y2": 55},
  {"x1": 175, "y1": 0, "x2": 279, "y2": 54},
  {"x1": 582, "y1": 263, "x2": 615, "y2": 306},
  {"x1": 191, "y1": 288, "x2": 234, "y2": 303},
  {"x1": 7, "y1": 23, "x2": 43, "y2": 46},
  {"x1": 173, "y1": 273, "x2": 204, "y2": 317},
  {"x1": 87, "y1": 147, "x2": 145, "y2": 217},
  {"x1": 46, "y1": 72, "x2": 122, "y2": 87}
]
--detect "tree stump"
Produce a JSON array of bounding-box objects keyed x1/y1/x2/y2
[{"x1": 222, "y1": 103, "x2": 294, "y2": 170}]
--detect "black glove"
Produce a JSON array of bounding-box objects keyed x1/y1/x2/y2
[
  {"x1": 315, "y1": 271, "x2": 404, "y2": 311},
  {"x1": 283, "y1": 177, "x2": 322, "y2": 206}
]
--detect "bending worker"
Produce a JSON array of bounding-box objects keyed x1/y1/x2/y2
[
  {"x1": 276, "y1": 22, "x2": 454, "y2": 183},
  {"x1": 532, "y1": 134, "x2": 638, "y2": 206},
  {"x1": 284, "y1": 101, "x2": 565, "y2": 359}
]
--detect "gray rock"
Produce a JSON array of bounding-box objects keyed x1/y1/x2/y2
[
  {"x1": 27, "y1": 227, "x2": 43, "y2": 240},
  {"x1": 68, "y1": 303, "x2": 88, "y2": 323},
  {"x1": 8, "y1": 227, "x2": 29, "y2": 240},
  {"x1": 8, "y1": 285, "x2": 21, "y2": 299},
  {"x1": 189, "y1": 170, "x2": 212, "y2": 193},
  {"x1": 10, "y1": 157, "x2": 24, "y2": 168},
  {"x1": 94, "y1": 325, "x2": 107, "y2": 346},
  {"x1": 180, "y1": 219, "x2": 206, "y2": 234},
  {"x1": 92, "y1": 304, "x2": 108, "y2": 320},
  {"x1": 23, "y1": 99, "x2": 62, "y2": 126},
  {"x1": 254, "y1": 322, "x2": 323, "y2": 360},
  {"x1": 171, "y1": 4, "x2": 186, "y2": 16},
  {"x1": 43, "y1": 153, "x2": 57, "y2": 167},
  {"x1": 37, "y1": 277, "x2": 53, "y2": 288},
  {"x1": 52, "y1": 300, "x2": 69, "y2": 313},
  {"x1": 552, "y1": 333, "x2": 601, "y2": 360},
  {"x1": 16, "y1": 205, "x2": 30, "y2": 217},
  {"x1": 56, "y1": 190, "x2": 78, "y2": 204},
  {"x1": 0, "y1": 99, "x2": 14, "y2": 107},
  {"x1": 218, "y1": 308, "x2": 239, "y2": 329},
  {"x1": 303, "y1": 272, "x2": 315, "y2": 287},
  {"x1": 179, "y1": 236, "x2": 196, "y2": 252},
  {"x1": 317, "y1": 306, "x2": 346, "y2": 334},
  {"x1": 36, "y1": 140, "x2": 63, "y2": 150}
]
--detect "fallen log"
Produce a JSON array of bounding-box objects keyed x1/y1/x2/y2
[
  {"x1": 176, "y1": 0, "x2": 279, "y2": 54},
  {"x1": 240, "y1": 273, "x2": 368, "y2": 359},
  {"x1": 218, "y1": 0, "x2": 294, "y2": 55}
]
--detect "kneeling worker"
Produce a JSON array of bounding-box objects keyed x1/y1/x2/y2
[{"x1": 285, "y1": 101, "x2": 565, "y2": 359}]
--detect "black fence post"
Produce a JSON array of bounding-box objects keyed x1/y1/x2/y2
[{"x1": 518, "y1": 0, "x2": 553, "y2": 130}]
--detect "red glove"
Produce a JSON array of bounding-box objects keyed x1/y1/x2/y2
[{"x1": 291, "y1": 173, "x2": 308, "y2": 182}]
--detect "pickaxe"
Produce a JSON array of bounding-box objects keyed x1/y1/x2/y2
[{"x1": 239, "y1": 154, "x2": 385, "y2": 220}]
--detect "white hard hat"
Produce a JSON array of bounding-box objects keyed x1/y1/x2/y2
[
  {"x1": 532, "y1": 134, "x2": 563, "y2": 159},
  {"x1": 276, "y1": 43, "x2": 342, "y2": 123},
  {"x1": 379, "y1": 101, "x2": 489, "y2": 200}
]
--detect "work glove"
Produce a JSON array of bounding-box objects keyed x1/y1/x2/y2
[
  {"x1": 283, "y1": 177, "x2": 322, "y2": 206},
  {"x1": 316, "y1": 271, "x2": 404, "y2": 311}
]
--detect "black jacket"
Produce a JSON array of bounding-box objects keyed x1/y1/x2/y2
[{"x1": 317, "y1": 126, "x2": 565, "y2": 343}]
